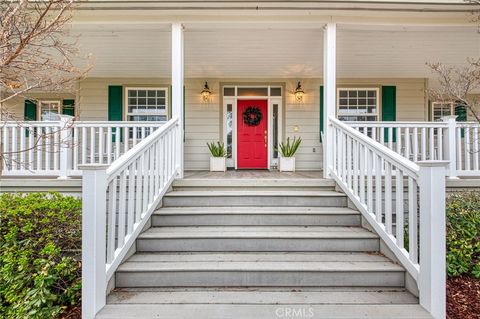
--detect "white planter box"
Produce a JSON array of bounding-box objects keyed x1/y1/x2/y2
[
  {"x1": 279, "y1": 157, "x2": 296, "y2": 172},
  {"x1": 210, "y1": 157, "x2": 226, "y2": 172}
]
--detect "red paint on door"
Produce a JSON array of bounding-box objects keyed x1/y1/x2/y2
[{"x1": 237, "y1": 99, "x2": 268, "y2": 169}]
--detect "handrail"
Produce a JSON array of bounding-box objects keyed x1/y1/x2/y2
[
  {"x1": 81, "y1": 116, "x2": 180, "y2": 319},
  {"x1": 328, "y1": 116, "x2": 447, "y2": 319},
  {"x1": 106, "y1": 118, "x2": 178, "y2": 180},
  {"x1": 346, "y1": 121, "x2": 448, "y2": 128},
  {"x1": 330, "y1": 118, "x2": 420, "y2": 178}
]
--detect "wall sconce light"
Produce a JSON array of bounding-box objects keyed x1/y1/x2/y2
[
  {"x1": 294, "y1": 82, "x2": 305, "y2": 103},
  {"x1": 201, "y1": 81, "x2": 212, "y2": 103}
]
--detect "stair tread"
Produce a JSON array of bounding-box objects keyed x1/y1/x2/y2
[
  {"x1": 139, "y1": 226, "x2": 379, "y2": 239},
  {"x1": 96, "y1": 304, "x2": 431, "y2": 319},
  {"x1": 154, "y1": 206, "x2": 358, "y2": 215},
  {"x1": 126, "y1": 252, "x2": 395, "y2": 263},
  {"x1": 164, "y1": 190, "x2": 346, "y2": 197},
  {"x1": 118, "y1": 260, "x2": 404, "y2": 272},
  {"x1": 106, "y1": 287, "x2": 418, "y2": 305}
]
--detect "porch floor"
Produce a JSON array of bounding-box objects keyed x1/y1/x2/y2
[{"x1": 184, "y1": 170, "x2": 324, "y2": 180}]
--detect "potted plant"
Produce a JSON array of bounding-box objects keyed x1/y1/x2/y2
[
  {"x1": 207, "y1": 141, "x2": 227, "y2": 172},
  {"x1": 278, "y1": 137, "x2": 302, "y2": 172}
]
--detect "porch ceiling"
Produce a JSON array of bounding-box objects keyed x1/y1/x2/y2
[{"x1": 73, "y1": 23, "x2": 479, "y2": 79}]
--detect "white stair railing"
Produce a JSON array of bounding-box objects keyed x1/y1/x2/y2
[
  {"x1": 329, "y1": 117, "x2": 447, "y2": 319},
  {"x1": 80, "y1": 117, "x2": 180, "y2": 319}
]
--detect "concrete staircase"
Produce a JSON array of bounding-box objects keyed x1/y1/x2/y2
[{"x1": 97, "y1": 178, "x2": 431, "y2": 319}]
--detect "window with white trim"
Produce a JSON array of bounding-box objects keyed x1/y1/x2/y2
[
  {"x1": 126, "y1": 88, "x2": 168, "y2": 121},
  {"x1": 39, "y1": 100, "x2": 61, "y2": 121},
  {"x1": 431, "y1": 102, "x2": 454, "y2": 121},
  {"x1": 337, "y1": 88, "x2": 379, "y2": 121}
]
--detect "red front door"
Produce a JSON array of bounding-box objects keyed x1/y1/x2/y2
[{"x1": 237, "y1": 99, "x2": 268, "y2": 169}]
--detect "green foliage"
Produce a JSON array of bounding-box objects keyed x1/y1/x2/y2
[
  {"x1": 278, "y1": 137, "x2": 302, "y2": 157},
  {"x1": 207, "y1": 141, "x2": 227, "y2": 157},
  {"x1": 0, "y1": 193, "x2": 82, "y2": 318},
  {"x1": 446, "y1": 192, "x2": 480, "y2": 279}
]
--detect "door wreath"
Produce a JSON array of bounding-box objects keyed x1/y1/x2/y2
[{"x1": 243, "y1": 106, "x2": 263, "y2": 126}]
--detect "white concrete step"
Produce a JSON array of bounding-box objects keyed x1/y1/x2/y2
[
  {"x1": 115, "y1": 252, "x2": 404, "y2": 288},
  {"x1": 162, "y1": 190, "x2": 348, "y2": 207},
  {"x1": 96, "y1": 303, "x2": 432, "y2": 319},
  {"x1": 136, "y1": 226, "x2": 379, "y2": 252},
  {"x1": 172, "y1": 178, "x2": 336, "y2": 191},
  {"x1": 106, "y1": 287, "x2": 419, "y2": 305},
  {"x1": 152, "y1": 206, "x2": 361, "y2": 226}
]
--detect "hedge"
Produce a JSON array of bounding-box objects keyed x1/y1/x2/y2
[{"x1": 0, "y1": 193, "x2": 82, "y2": 318}]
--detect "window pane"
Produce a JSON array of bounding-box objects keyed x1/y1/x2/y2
[
  {"x1": 270, "y1": 87, "x2": 282, "y2": 96},
  {"x1": 226, "y1": 104, "x2": 233, "y2": 158},
  {"x1": 337, "y1": 89, "x2": 379, "y2": 121},
  {"x1": 237, "y1": 87, "x2": 268, "y2": 96},
  {"x1": 224, "y1": 87, "x2": 235, "y2": 96},
  {"x1": 127, "y1": 88, "x2": 168, "y2": 121}
]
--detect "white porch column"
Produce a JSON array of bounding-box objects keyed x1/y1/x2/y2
[
  {"x1": 323, "y1": 23, "x2": 336, "y2": 178},
  {"x1": 418, "y1": 161, "x2": 448, "y2": 319},
  {"x1": 171, "y1": 23, "x2": 184, "y2": 178}
]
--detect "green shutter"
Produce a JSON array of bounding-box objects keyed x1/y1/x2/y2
[
  {"x1": 382, "y1": 86, "x2": 396, "y2": 142},
  {"x1": 24, "y1": 100, "x2": 37, "y2": 121},
  {"x1": 455, "y1": 102, "x2": 467, "y2": 137},
  {"x1": 320, "y1": 86, "x2": 324, "y2": 142},
  {"x1": 62, "y1": 99, "x2": 75, "y2": 117},
  {"x1": 108, "y1": 85, "x2": 123, "y2": 141}
]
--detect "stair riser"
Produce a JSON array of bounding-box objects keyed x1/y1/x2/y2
[
  {"x1": 116, "y1": 271, "x2": 404, "y2": 288},
  {"x1": 151, "y1": 214, "x2": 361, "y2": 226},
  {"x1": 163, "y1": 196, "x2": 347, "y2": 207},
  {"x1": 173, "y1": 187, "x2": 336, "y2": 192},
  {"x1": 137, "y1": 238, "x2": 379, "y2": 252}
]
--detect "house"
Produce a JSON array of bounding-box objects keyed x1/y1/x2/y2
[{"x1": 1, "y1": 1, "x2": 479, "y2": 318}]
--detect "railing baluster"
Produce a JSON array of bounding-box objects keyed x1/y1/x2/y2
[
  {"x1": 404, "y1": 127, "x2": 410, "y2": 160},
  {"x1": 465, "y1": 128, "x2": 471, "y2": 171},
  {"x1": 107, "y1": 178, "x2": 117, "y2": 263},
  {"x1": 474, "y1": 127, "x2": 479, "y2": 170},
  {"x1": 127, "y1": 163, "x2": 135, "y2": 234},
  {"x1": 90, "y1": 127, "x2": 95, "y2": 164},
  {"x1": 11, "y1": 126, "x2": 18, "y2": 170},
  {"x1": 359, "y1": 144, "x2": 365, "y2": 203},
  {"x1": 412, "y1": 127, "x2": 418, "y2": 162},
  {"x1": 429, "y1": 127, "x2": 434, "y2": 161},
  {"x1": 408, "y1": 177, "x2": 418, "y2": 264},
  {"x1": 107, "y1": 127, "x2": 112, "y2": 164},
  {"x1": 45, "y1": 127, "x2": 51, "y2": 170},
  {"x1": 115, "y1": 127, "x2": 121, "y2": 161},
  {"x1": 375, "y1": 153, "x2": 382, "y2": 223},
  {"x1": 395, "y1": 168, "x2": 404, "y2": 248},
  {"x1": 117, "y1": 170, "x2": 127, "y2": 248},
  {"x1": 384, "y1": 162, "x2": 392, "y2": 234},
  {"x1": 82, "y1": 127, "x2": 87, "y2": 165},
  {"x1": 346, "y1": 135, "x2": 352, "y2": 189},
  {"x1": 421, "y1": 127, "x2": 426, "y2": 161},
  {"x1": 366, "y1": 149, "x2": 373, "y2": 212},
  {"x1": 99, "y1": 127, "x2": 104, "y2": 164},
  {"x1": 456, "y1": 127, "x2": 462, "y2": 171},
  {"x1": 73, "y1": 127, "x2": 79, "y2": 171}
]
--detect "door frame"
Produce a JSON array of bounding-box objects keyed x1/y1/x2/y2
[{"x1": 222, "y1": 85, "x2": 283, "y2": 170}]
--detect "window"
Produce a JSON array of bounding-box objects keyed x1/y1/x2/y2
[
  {"x1": 431, "y1": 102, "x2": 454, "y2": 121},
  {"x1": 40, "y1": 101, "x2": 61, "y2": 121},
  {"x1": 337, "y1": 88, "x2": 379, "y2": 121},
  {"x1": 126, "y1": 88, "x2": 168, "y2": 121}
]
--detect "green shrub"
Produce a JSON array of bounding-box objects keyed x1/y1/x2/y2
[
  {"x1": 446, "y1": 192, "x2": 480, "y2": 278},
  {"x1": 0, "y1": 192, "x2": 82, "y2": 319}
]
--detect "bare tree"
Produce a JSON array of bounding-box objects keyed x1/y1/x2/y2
[
  {"x1": 427, "y1": 60, "x2": 480, "y2": 123},
  {"x1": 426, "y1": 0, "x2": 480, "y2": 122},
  {"x1": 0, "y1": 0, "x2": 91, "y2": 173}
]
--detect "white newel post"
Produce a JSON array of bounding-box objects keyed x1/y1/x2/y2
[
  {"x1": 323, "y1": 22, "x2": 337, "y2": 178},
  {"x1": 171, "y1": 23, "x2": 184, "y2": 178},
  {"x1": 80, "y1": 164, "x2": 108, "y2": 319},
  {"x1": 418, "y1": 161, "x2": 448, "y2": 319},
  {"x1": 58, "y1": 115, "x2": 74, "y2": 179},
  {"x1": 442, "y1": 116, "x2": 458, "y2": 178}
]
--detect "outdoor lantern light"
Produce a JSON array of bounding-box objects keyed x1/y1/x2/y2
[
  {"x1": 294, "y1": 82, "x2": 305, "y2": 103},
  {"x1": 201, "y1": 81, "x2": 212, "y2": 102}
]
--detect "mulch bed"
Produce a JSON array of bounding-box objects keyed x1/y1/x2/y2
[
  {"x1": 447, "y1": 276, "x2": 480, "y2": 319},
  {"x1": 58, "y1": 305, "x2": 81, "y2": 319}
]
